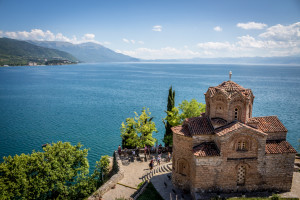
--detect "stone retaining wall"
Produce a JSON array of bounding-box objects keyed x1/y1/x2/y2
[{"x1": 88, "y1": 151, "x2": 124, "y2": 200}]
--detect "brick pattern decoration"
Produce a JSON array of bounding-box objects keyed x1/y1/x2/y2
[
  {"x1": 265, "y1": 140, "x2": 297, "y2": 154},
  {"x1": 193, "y1": 142, "x2": 220, "y2": 157}
]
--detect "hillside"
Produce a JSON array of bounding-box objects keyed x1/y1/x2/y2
[
  {"x1": 29, "y1": 41, "x2": 139, "y2": 63},
  {"x1": 0, "y1": 38, "x2": 78, "y2": 66}
]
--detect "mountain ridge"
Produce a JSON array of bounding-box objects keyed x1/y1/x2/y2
[{"x1": 29, "y1": 40, "x2": 140, "y2": 63}]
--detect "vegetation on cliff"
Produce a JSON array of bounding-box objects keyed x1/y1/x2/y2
[
  {"x1": 0, "y1": 38, "x2": 78, "y2": 66},
  {"x1": 0, "y1": 142, "x2": 111, "y2": 200}
]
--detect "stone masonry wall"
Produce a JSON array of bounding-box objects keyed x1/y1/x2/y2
[
  {"x1": 264, "y1": 153, "x2": 296, "y2": 191},
  {"x1": 172, "y1": 133, "x2": 193, "y2": 191}
]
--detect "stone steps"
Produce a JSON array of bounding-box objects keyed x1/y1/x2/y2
[{"x1": 141, "y1": 162, "x2": 172, "y2": 181}]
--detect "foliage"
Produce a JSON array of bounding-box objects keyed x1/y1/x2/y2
[
  {"x1": 0, "y1": 141, "x2": 92, "y2": 200},
  {"x1": 121, "y1": 117, "x2": 139, "y2": 149},
  {"x1": 271, "y1": 194, "x2": 280, "y2": 200},
  {"x1": 137, "y1": 182, "x2": 164, "y2": 200},
  {"x1": 0, "y1": 38, "x2": 77, "y2": 66},
  {"x1": 121, "y1": 107, "x2": 158, "y2": 148},
  {"x1": 165, "y1": 99, "x2": 206, "y2": 127},
  {"x1": 163, "y1": 86, "x2": 175, "y2": 146},
  {"x1": 99, "y1": 155, "x2": 110, "y2": 177}
]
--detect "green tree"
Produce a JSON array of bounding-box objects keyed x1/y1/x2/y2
[
  {"x1": 163, "y1": 86, "x2": 175, "y2": 146},
  {"x1": 121, "y1": 118, "x2": 139, "y2": 149},
  {"x1": 165, "y1": 99, "x2": 206, "y2": 127},
  {"x1": 0, "y1": 142, "x2": 91, "y2": 200},
  {"x1": 120, "y1": 107, "x2": 158, "y2": 148}
]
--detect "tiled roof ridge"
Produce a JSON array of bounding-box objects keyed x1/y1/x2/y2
[
  {"x1": 185, "y1": 115, "x2": 215, "y2": 135},
  {"x1": 214, "y1": 120, "x2": 267, "y2": 136},
  {"x1": 249, "y1": 116, "x2": 288, "y2": 133},
  {"x1": 207, "y1": 80, "x2": 252, "y2": 98},
  {"x1": 265, "y1": 140, "x2": 297, "y2": 154}
]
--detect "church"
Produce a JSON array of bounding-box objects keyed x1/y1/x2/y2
[{"x1": 171, "y1": 76, "x2": 297, "y2": 198}]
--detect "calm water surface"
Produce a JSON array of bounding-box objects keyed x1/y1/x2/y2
[{"x1": 0, "y1": 63, "x2": 299, "y2": 171}]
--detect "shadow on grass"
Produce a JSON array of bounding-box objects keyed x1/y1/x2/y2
[{"x1": 137, "y1": 182, "x2": 164, "y2": 200}]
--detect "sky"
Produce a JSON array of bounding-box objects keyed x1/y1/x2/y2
[{"x1": 0, "y1": 0, "x2": 300, "y2": 59}]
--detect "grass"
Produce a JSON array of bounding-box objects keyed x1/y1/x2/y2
[{"x1": 137, "y1": 182, "x2": 164, "y2": 200}]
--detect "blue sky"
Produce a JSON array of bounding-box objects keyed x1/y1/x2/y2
[{"x1": 0, "y1": 0, "x2": 299, "y2": 59}]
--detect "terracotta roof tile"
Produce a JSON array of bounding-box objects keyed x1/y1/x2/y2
[
  {"x1": 207, "y1": 80, "x2": 253, "y2": 99},
  {"x1": 250, "y1": 116, "x2": 287, "y2": 133},
  {"x1": 215, "y1": 121, "x2": 266, "y2": 137},
  {"x1": 193, "y1": 142, "x2": 220, "y2": 157},
  {"x1": 265, "y1": 140, "x2": 297, "y2": 154},
  {"x1": 171, "y1": 125, "x2": 191, "y2": 137},
  {"x1": 185, "y1": 116, "x2": 215, "y2": 135}
]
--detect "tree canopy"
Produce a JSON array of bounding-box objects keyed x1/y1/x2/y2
[
  {"x1": 121, "y1": 107, "x2": 158, "y2": 148},
  {"x1": 0, "y1": 142, "x2": 108, "y2": 200},
  {"x1": 163, "y1": 86, "x2": 175, "y2": 146},
  {"x1": 164, "y1": 99, "x2": 206, "y2": 127}
]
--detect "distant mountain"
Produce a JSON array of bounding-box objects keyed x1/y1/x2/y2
[
  {"x1": 29, "y1": 41, "x2": 139, "y2": 63},
  {"x1": 148, "y1": 56, "x2": 300, "y2": 65},
  {"x1": 0, "y1": 38, "x2": 78, "y2": 66}
]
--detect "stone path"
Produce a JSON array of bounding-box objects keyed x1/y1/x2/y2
[{"x1": 102, "y1": 153, "x2": 300, "y2": 200}]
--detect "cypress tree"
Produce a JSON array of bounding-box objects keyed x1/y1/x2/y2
[{"x1": 163, "y1": 86, "x2": 175, "y2": 146}]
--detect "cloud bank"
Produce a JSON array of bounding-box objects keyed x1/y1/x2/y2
[
  {"x1": 237, "y1": 22, "x2": 267, "y2": 30},
  {"x1": 0, "y1": 29, "x2": 101, "y2": 44}
]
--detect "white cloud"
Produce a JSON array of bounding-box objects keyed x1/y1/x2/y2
[
  {"x1": 138, "y1": 41, "x2": 144, "y2": 45},
  {"x1": 0, "y1": 29, "x2": 100, "y2": 44},
  {"x1": 237, "y1": 22, "x2": 267, "y2": 30},
  {"x1": 259, "y1": 22, "x2": 300, "y2": 41},
  {"x1": 152, "y1": 25, "x2": 162, "y2": 32},
  {"x1": 214, "y1": 26, "x2": 222, "y2": 32},
  {"x1": 119, "y1": 46, "x2": 204, "y2": 59},
  {"x1": 131, "y1": 39, "x2": 135, "y2": 44},
  {"x1": 123, "y1": 38, "x2": 130, "y2": 43},
  {"x1": 197, "y1": 42, "x2": 233, "y2": 50},
  {"x1": 82, "y1": 33, "x2": 95, "y2": 41}
]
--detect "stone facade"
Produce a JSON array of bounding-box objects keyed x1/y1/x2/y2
[{"x1": 171, "y1": 80, "x2": 297, "y2": 198}]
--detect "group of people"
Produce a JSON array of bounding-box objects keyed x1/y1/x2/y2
[{"x1": 149, "y1": 151, "x2": 172, "y2": 170}]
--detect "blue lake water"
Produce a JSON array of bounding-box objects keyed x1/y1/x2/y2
[{"x1": 0, "y1": 63, "x2": 299, "y2": 172}]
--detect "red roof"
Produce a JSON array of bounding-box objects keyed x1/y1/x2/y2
[
  {"x1": 265, "y1": 140, "x2": 297, "y2": 154},
  {"x1": 214, "y1": 121, "x2": 266, "y2": 137},
  {"x1": 250, "y1": 116, "x2": 287, "y2": 133},
  {"x1": 186, "y1": 116, "x2": 214, "y2": 135},
  {"x1": 193, "y1": 142, "x2": 220, "y2": 157},
  {"x1": 171, "y1": 125, "x2": 191, "y2": 137},
  {"x1": 206, "y1": 80, "x2": 253, "y2": 99}
]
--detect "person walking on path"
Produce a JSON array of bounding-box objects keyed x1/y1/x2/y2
[
  {"x1": 167, "y1": 152, "x2": 171, "y2": 162},
  {"x1": 149, "y1": 159, "x2": 154, "y2": 170},
  {"x1": 157, "y1": 154, "x2": 161, "y2": 165},
  {"x1": 118, "y1": 145, "x2": 121, "y2": 155}
]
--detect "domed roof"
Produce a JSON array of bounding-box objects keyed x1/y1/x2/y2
[{"x1": 206, "y1": 80, "x2": 253, "y2": 99}]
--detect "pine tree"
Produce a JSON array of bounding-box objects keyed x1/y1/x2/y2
[{"x1": 163, "y1": 86, "x2": 175, "y2": 146}]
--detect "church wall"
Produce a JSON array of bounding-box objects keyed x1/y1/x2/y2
[
  {"x1": 192, "y1": 135, "x2": 215, "y2": 146},
  {"x1": 172, "y1": 133, "x2": 193, "y2": 190},
  {"x1": 266, "y1": 132, "x2": 287, "y2": 140},
  {"x1": 264, "y1": 153, "x2": 296, "y2": 191},
  {"x1": 192, "y1": 156, "x2": 223, "y2": 193}
]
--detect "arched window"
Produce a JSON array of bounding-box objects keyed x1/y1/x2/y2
[
  {"x1": 237, "y1": 165, "x2": 246, "y2": 185},
  {"x1": 178, "y1": 159, "x2": 188, "y2": 176},
  {"x1": 234, "y1": 108, "x2": 239, "y2": 120},
  {"x1": 237, "y1": 141, "x2": 247, "y2": 151}
]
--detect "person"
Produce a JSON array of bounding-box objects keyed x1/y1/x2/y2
[
  {"x1": 157, "y1": 154, "x2": 161, "y2": 165},
  {"x1": 144, "y1": 145, "x2": 148, "y2": 158},
  {"x1": 167, "y1": 152, "x2": 171, "y2": 162},
  {"x1": 118, "y1": 145, "x2": 121, "y2": 155},
  {"x1": 149, "y1": 159, "x2": 154, "y2": 170}
]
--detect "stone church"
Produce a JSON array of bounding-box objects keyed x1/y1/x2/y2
[{"x1": 171, "y1": 78, "x2": 297, "y2": 197}]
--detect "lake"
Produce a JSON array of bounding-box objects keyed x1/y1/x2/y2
[{"x1": 0, "y1": 63, "x2": 299, "y2": 172}]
